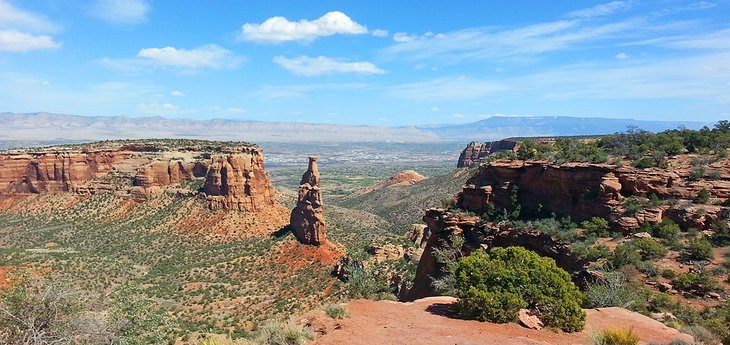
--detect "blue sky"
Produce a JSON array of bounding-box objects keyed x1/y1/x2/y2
[{"x1": 1, "y1": 0, "x2": 729, "y2": 126}]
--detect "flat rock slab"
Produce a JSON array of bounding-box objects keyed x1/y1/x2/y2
[{"x1": 310, "y1": 297, "x2": 693, "y2": 345}]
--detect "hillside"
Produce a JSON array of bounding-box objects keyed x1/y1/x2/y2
[{"x1": 332, "y1": 169, "x2": 472, "y2": 233}]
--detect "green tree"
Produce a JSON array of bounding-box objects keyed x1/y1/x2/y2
[{"x1": 453, "y1": 247, "x2": 585, "y2": 332}]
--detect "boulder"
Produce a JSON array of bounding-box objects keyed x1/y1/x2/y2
[{"x1": 517, "y1": 309, "x2": 544, "y2": 330}]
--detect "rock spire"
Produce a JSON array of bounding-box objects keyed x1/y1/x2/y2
[{"x1": 290, "y1": 156, "x2": 326, "y2": 245}]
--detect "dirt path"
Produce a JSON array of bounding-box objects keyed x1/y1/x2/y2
[{"x1": 309, "y1": 297, "x2": 693, "y2": 345}]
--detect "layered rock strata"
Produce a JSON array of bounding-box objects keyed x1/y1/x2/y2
[
  {"x1": 290, "y1": 156, "x2": 326, "y2": 245},
  {"x1": 0, "y1": 142, "x2": 279, "y2": 213},
  {"x1": 457, "y1": 140, "x2": 519, "y2": 168},
  {"x1": 460, "y1": 160, "x2": 730, "y2": 231},
  {"x1": 0, "y1": 150, "x2": 129, "y2": 194}
]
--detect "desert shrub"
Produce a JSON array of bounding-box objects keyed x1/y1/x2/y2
[
  {"x1": 585, "y1": 272, "x2": 648, "y2": 311},
  {"x1": 573, "y1": 243, "x2": 611, "y2": 262},
  {"x1": 610, "y1": 244, "x2": 642, "y2": 268},
  {"x1": 581, "y1": 217, "x2": 611, "y2": 237},
  {"x1": 633, "y1": 157, "x2": 655, "y2": 169},
  {"x1": 324, "y1": 304, "x2": 350, "y2": 319},
  {"x1": 453, "y1": 247, "x2": 585, "y2": 332},
  {"x1": 647, "y1": 340, "x2": 691, "y2": 345},
  {"x1": 650, "y1": 219, "x2": 681, "y2": 240},
  {"x1": 430, "y1": 234, "x2": 465, "y2": 296},
  {"x1": 631, "y1": 238, "x2": 667, "y2": 260},
  {"x1": 685, "y1": 237, "x2": 714, "y2": 261},
  {"x1": 660, "y1": 269, "x2": 677, "y2": 279},
  {"x1": 0, "y1": 278, "x2": 84, "y2": 345},
  {"x1": 623, "y1": 197, "x2": 645, "y2": 217},
  {"x1": 689, "y1": 168, "x2": 706, "y2": 181},
  {"x1": 680, "y1": 325, "x2": 721, "y2": 345},
  {"x1": 254, "y1": 320, "x2": 314, "y2": 345},
  {"x1": 345, "y1": 261, "x2": 390, "y2": 299},
  {"x1": 672, "y1": 272, "x2": 722, "y2": 294},
  {"x1": 711, "y1": 221, "x2": 730, "y2": 246},
  {"x1": 694, "y1": 189, "x2": 711, "y2": 204},
  {"x1": 590, "y1": 328, "x2": 640, "y2": 345}
]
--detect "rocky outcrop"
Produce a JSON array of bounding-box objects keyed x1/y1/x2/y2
[
  {"x1": 456, "y1": 140, "x2": 519, "y2": 168},
  {"x1": 0, "y1": 141, "x2": 280, "y2": 214},
  {"x1": 459, "y1": 160, "x2": 730, "y2": 231},
  {"x1": 0, "y1": 150, "x2": 129, "y2": 194},
  {"x1": 290, "y1": 157, "x2": 326, "y2": 245},
  {"x1": 354, "y1": 170, "x2": 426, "y2": 196},
  {"x1": 203, "y1": 148, "x2": 277, "y2": 212},
  {"x1": 408, "y1": 208, "x2": 587, "y2": 300},
  {"x1": 134, "y1": 160, "x2": 207, "y2": 188}
]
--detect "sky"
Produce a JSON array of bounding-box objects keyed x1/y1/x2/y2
[{"x1": 0, "y1": 0, "x2": 729, "y2": 126}]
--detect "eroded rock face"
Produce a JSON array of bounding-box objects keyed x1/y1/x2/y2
[
  {"x1": 203, "y1": 149, "x2": 277, "y2": 212},
  {"x1": 459, "y1": 160, "x2": 730, "y2": 232},
  {"x1": 408, "y1": 208, "x2": 587, "y2": 300},
  {"x1": 0, "y1": 142, "x2": 280, "y2": 214},
  {"x1": 456, "y1": 140, "x2": 519, "y2": 168},
  {"x1": 0, "y1": 150, "x2": 129, "y2": 194},
  {"x1": 290, "y1": 156, "x2": 326, "y2": 245}
]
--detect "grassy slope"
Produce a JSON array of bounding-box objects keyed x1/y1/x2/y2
[{"x1": 331, "y1": 168, "x2": 472, "y2": 233}]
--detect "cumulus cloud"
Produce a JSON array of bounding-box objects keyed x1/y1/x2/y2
[
  {"x1": 136, "y1": 44, "x2": 243, "y2": 70},
  {"x1": 0, "y1": 1, "x2": 61, "y2": 52},
  {"x1": 92, "y1": 0, "x2": 150, "y2": 25},
  {"x1": 239, "y1": 11, "x2": 367, "y2": 43},
  {"x1": 615, "y1": 52, "x2": 629, "y2": 60},
  {"x1": 170, "y1": 90, "x2": 184, "y2": 96},
  {"x1": 273, "y1": 55, "x2": 385, "y2": 76}
]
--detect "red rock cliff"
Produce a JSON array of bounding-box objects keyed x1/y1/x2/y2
[
  {"x1": 459, "y1": 159, "x2": 730, "y2": 231},
  {"x1": 0, "y1": 150, "x2": 129, "y2": 194},
  {"x1": 456, "y1": 140, "x2": 519, "y2": 168},
  {"x1": 203, "y1": 148, "x2": 277, "y2": 212}
]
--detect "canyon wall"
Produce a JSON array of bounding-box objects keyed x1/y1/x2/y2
[
  {"x1": 460, "y1": 160, "x2": 730, "y2": 231},
  {"x1": 0, "y1": 142, "x2": 279, "y2": 213},
  {"x1": 0, "y1": 150, "x2": 129, "y2": 194}
]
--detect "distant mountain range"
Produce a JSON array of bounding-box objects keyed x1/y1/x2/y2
[{"x1": 0, "y1": 112, "x2": 711, "y2": 146}]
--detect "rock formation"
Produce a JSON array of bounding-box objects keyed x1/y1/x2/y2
[
  {"x1": 408, "y1": 208, "x2": 587, "y2": 300},
  {"x1": 456, "y1": 140, "x2": 519, "y2": 168},
  {"x1": 353, "y1": 170, "x2": 427, "y2": 196},
  {"x1": 0, "y1": 150, "x2": 129, "y2": 194},
  {"x1": 459, "y1": 160, "x2": 730, "y2": 231},
  {"x1": 203, "y1": 148, "x2": 277, "y2": 212},
  {"x1": 0, "y1": 141, "x2": 279, "y2": 213},
  {"x1": 290, "y1": 156, "x2": 326, "y2": 245}
]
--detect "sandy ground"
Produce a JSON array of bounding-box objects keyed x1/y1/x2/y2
[{"x1": 309, "y1": 296, "x2": 694, "y2": 345}]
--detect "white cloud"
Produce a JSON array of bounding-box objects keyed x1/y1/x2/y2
[
  {"x1": 383, "y1": 19, "x2": 639, "y2": 63},
  {"x1": 170, "y1": 90, "x2": 184, "y2": 97},
  {"x1": 451, "y1": 113, "x2": 465, "y2": 118},
  {"x1": 136, "y1": 45, "x2": 243, "y2": 70},
  {"x1": 0, "y1": 1, "x2": 60, "y2": 52},
  {"x1": 389, "y1": 76, "x2": 504, "y2": 101},
  {"x1": 615, "y1": 52, "x2": 629, "y2": 59},
  {"x1": 430, "y1": 106, "x2": 440, "y2": 112},
  {"x1": 239, "y1": 11, "x2": 367, "y2": 43},
  {"x1": 0, "y1": 0, "x2": 58, "y2": 33},
  {"x1": 0, "y1": 30, "x2": 60, "y2": 52},
  {"x1": 372, "y1": 29, "x2": 389, "y2": 37},
  {"x1": 567, "y1": 1, "x2": 629, "y2": 18},
  {"x1": 92, "y1": 0, "x2": 150, "y2": 25},
  {"x1": 273, "y1": 55, "x2": 385, "y2": 76},
  {"x1": 137, "y1": 102, "x2": 184, "y2": 115}
]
